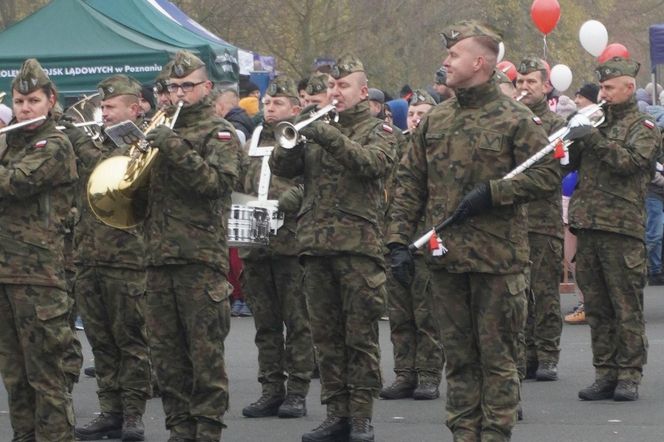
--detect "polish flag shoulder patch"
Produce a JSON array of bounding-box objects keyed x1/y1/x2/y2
[
  {"x1": 33, "y1": 140, "x2": 48, "y2": 149},
  {"x1": 532, "y1": 116, "x2": 542, "y2": 126},
  {"x1": 643, "y1": 120, "x2": 655, "y2": 130},
  {"x1": 217, "y1": 131, "x2": 232, "y2": 141},
  {"x1": 382, "y1": 124, "x2": 393, "y2": 134}
]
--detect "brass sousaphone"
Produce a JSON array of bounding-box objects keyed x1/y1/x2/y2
[{"x1": 86, "y1": 101, "x2": 183, "y2": 229}]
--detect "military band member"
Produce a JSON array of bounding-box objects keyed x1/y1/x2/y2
[
  {"x1": 270, "y1": 54, "x2": 397, "y2": 442},
  {"x1": 142, "y1": 50, "x2": 240, "y2": 441},
  {"x1": 387, "y1": 21, "x2": 561, "y2": 441},
  {"x1": 304, "y1": 72, "x2": 331, "y2": 108},
  {"x1": 71, "y1": 75, "x2": 151, "y2": 441},
  {"x1": 515, "y1": 57, "x2": 566, "y2": 382},
  {"x1": 0, "y1": 58, "x2": 78, "y2": 442},
  {"x1": 572, "y1": 57, "x2": 660, "y2": 402},
  {"x1": 240, "y1": 76, "x2": 314, "y2": 420}
]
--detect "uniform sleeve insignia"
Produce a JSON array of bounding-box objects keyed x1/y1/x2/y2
[
  {"x1": 644, "y1": 120, "x2": 655, "y2": 129},
  {"x1": 532, "y1": 116, "x2": 542, "y2": 125},
  {"x1": 217, "y1": 131, "x2": 232, "y2": 141},
  {"x1": 382, "y1": 124, "x2": 393, "y2": 134},
  {"x1": 33, "y1": 140, "x2": 48, "y2": 149}
]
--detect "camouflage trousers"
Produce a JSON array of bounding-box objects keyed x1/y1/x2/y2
[
  {"x1": 575, "y1": 230, "x2": 648, "y2": 383},
  {"x1": 63, "y1": 268, "x2": 83, "y2": 391},
  {"x1": 386, "y1": 255, "x2": 444, "y2": 383},
  {"x1": 302, "y1": 255, "x2": 385, "y2": 418},
  {"x1": 145, "y1": 264, "x2": 231, "y2": 440},
  {"x1": 430, "y1": 270, "x2": 526, "y2": 442},
  {"x1": 75, "y1": 266, "x2": 151, "y2": 415},
  {"x1": 242, "y1": 256, "x2": 313, "y2": 397},
  {"x1": 524, "y1": 233, "x2": 563, "y2": 366},
  {"x1": 0, "y1": 284, "x2": 76, "y2": 442}
]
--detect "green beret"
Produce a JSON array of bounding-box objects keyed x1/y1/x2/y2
[
  {"x1": 440, "y1": 20, "x2": 502, "y2": 49},
  {"x1": 435, "y1": 67, "x2": 447, "y2": 85},
  {"x1": 493, "y1": 70, "x2": 513, "y2": 85},
  {"x1": 595, "y1": 57, "x2": 640, "y2": 82},
  {"x1": 169, "y1": 50, "x2": 205, "y2": 79},
  {"x1": 330, "y1": 54, "x2": 365, "y2": 80},
  {"x1": 12, "y1": 58, "x2": 52, "y2": 95},
  {"x1": 97, "y1": 75, "x2": 141, "y2": 100},
  {"x1": 266, "y1": 75, "x2": 298, "y2": 100},
  {"x1": 517, "y1": 56, "x2": 548, "y2": 75},
  {"x1": 408, "y1": 89, "x2": 437, "y2": 107},
  {"x1": 305, "y1": 73, "x2": 329, "y2": 95}
]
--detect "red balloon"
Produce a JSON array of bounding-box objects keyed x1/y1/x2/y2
[
  {"x1": 598, "y1": 43, "x2": 630, "y2": 63},
  {"x1": 530, "y1": 0, "x2": 561, "y2": 35},
  {"x1": 497, "y1": 61, "x2": 517, "y2": 82}
]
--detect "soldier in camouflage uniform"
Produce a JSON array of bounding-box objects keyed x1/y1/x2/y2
[
  {"x1": 239, "y1": 76, "x2": 314, "y2": 419},
  {"x1": 304, "y1": 72, "x2": 331, "y2": 108},
  {"x1": 0, "y1": 59, "x2": 78, "y2": 442},
  {"x1": 142, "y1": 51, "x2": 240, "y2": 442},
  {"x1": 387, "y1": 21, "x2": 563, "y2": 441},
  {"x1": 382, "y1": 90, "x2": 445, "y2": 401},
  {"x1": 515, "y1": 57, "x2": 566, "y2": 382},
  {"x1": 69, "y1": 75, "x2": 151, "y2": 441},
  {"x1": 270, "y1": 54, "x2": 397, "y2": 442},
  {"x1": 571, "y1": 57, "x2": 660, "y2": 402}
]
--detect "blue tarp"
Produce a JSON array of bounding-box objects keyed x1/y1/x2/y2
[{"x1": 649, "y1": 24, "x2": 664, "y2": 68}]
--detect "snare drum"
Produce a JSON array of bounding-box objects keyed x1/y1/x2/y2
[{"x1": 228, "y1": 205, "x2": 270, "y2": 247}]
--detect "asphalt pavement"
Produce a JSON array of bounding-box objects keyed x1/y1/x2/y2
[{"x1": 2, "y1": 288, "x2": 664, "y2": 441}]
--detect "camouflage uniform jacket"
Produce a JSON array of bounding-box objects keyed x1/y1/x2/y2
[
  {"x1": 269, "y1": 100, "x2": 397, "y2": 263},
  {"x1": 567, "y1": 98, "x2": 661, "y2": 241},
  {"x1": 526, "y1": 98, "x2": 565, "y2": 239},
  {"x1": 239, "y1": 123, "x2": 301, "y2": 259},
  {"x1": 387, "y1": 80, "x2": 560, "y2": 274},
  {"x1": 144, "y1": 97, "x2": 240, "y2": 274},
  {"x1": 0, "y1": 117, "x2": 78, "y2": 288},
  {"x1": 72, "y1": 126, "x2": 146, "y2": 268}
]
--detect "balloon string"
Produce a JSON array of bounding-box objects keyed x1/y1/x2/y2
[{"x1": 543, "y1": 35, "x2": 548, "y2": 59}]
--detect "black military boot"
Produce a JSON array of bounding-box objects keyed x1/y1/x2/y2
[
  {"x1": 75, "y1": 412, "x2": 123, "y2": 440},
  {"x1": 349, "y1": 417, "x2": 374, "y2": 442},
  {"x1": 122, "y1": 414, "x2": 145, "y2": 441},
  {"x1": 525, "y1": 359, "x2": 538, "y2": 380},
  {"x1": 535, "y1": 361, "x2": 558, "y2": 381},
  {"x1": 379, "y1": 375, "x2": 416, "y2": 399},
  {"x1": 412, "y1": 380, "x2": 440, "y2": 400},
  {"x1": 302, "y1": 416, "x2": 350, "y2": 442},
  {"x1": 277, "y1": 394, "x2": 307, "y2": 418},
  {"x1": 613, "y1": 380, "x2": 639, "y2": 401},
  {"x1": 578, "y1": 379, "x2": 617, "y2": 401},
  {"x1": 241, "y1": 392, "x2": 284, "y2": 417}
]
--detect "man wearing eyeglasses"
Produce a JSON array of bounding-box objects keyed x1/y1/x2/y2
[
  {"x1": 514, "y1": 57, "x2": 566, "y2": 384},
  {"x1": 387, "y1": 21, "x2": 561, "y2": 441},
  {"x1": 141, "y1": 50, "x2": 241, "y2": 441},
  {"x1": 569, "y1": 57, "x2": 660, "y2": 403},
  {"x1": 381, "y1": 87, "x2": 444, "y2": 402},
  {"x1": 270, "y1": 54, "x2": 397, "y2": 442}
]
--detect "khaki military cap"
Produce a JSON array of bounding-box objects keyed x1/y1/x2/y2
[
  {"x1": 169, "y1": 50, "x2": 206, "y2": 79},
  {"x1": 408, "y1": 89, "x2": 437, "y2": 107},
  {"x1": 494, "y1": 70, "x2": 513, "y2": 85},
  {"x1": 306, "y1": 73, "x2": 329, "y2": 95},
  {"x1": 266, "y1": 75, "x2": 299, "y2": 100},
  {"x1": 12, "y1": 58, "x2": 52, "y2": 95},
  {"x1": 440, "y1": 20, "x2": 502, "y2": 49},
  {"x1": 517, "y1": 56, "x2": 548, "y2": 75},
  {"x1": 595, "y1": 57, "x2": 640, "y2": 82},
  {"x1": 330, "y1": 54, "x2": 365, "y2": 79},
  {"x1": 97, "y1": 75, "x2": 141, "y2": 100},
  {"x1": 154, "y1": 61, "x2": 173, "y2": 93}
]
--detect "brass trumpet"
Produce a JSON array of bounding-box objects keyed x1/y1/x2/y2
[
  {"x1": 275, "y1": 100, "x2": 338, "y2": 149},
  {"x1": 86, "y1": 101, "x2": 183, "y2": 229}
]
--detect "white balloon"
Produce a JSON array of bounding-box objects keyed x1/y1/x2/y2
[
  {"x1": 497, "y1": 42, "x2": 505, "y2": 63},
  {"x1": 579, "y1": 20, "x2": 608, "y2": 57},
  {"x1": 550, "y1": 64, "x2": 573, "y2": 92}
]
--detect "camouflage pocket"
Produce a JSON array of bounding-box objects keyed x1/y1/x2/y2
[
  {"x1": 206, "y1": 280, "x2": 233, "y2": 303},
  {"x1": 623, "y1": 245, "x2": 645, "y2": 270},
  {"x1": 126, "y1": 281, "x2": 146, "y2": 298},
  {"x1": 363, "y1": 269, "x2": 387, "y2": 289},
  {"x1": 506, "y1": 273, "x2": 527, "y2": 296},
  {"x1": 35, "y1": 290, "x2": 72, "y2": 321}
]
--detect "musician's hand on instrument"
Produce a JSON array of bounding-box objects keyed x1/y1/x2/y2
[
  {"x1": 566, "y1": 114, "x2": 593, "y2": 140},
  {"x1": 145, "y1": 125, "x2": 183, "y2": 158},
  {"x1": 299, "y1": 120, "x2": 341, "y2": 146},
  {"x1": 388, "y1": 243, "x2": 414, "y2": 288},
  {"x1": 449, "y1": 182, "x2": 493, "y2": 225}
]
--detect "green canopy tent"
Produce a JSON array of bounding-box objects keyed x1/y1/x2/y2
[{"x1": 0, "y1": 0, "x2": 235, "y2": 97}]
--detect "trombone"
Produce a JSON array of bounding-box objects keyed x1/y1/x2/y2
[{"x1": 275, "y1": 100, "x2": 338, "y2": 149}]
